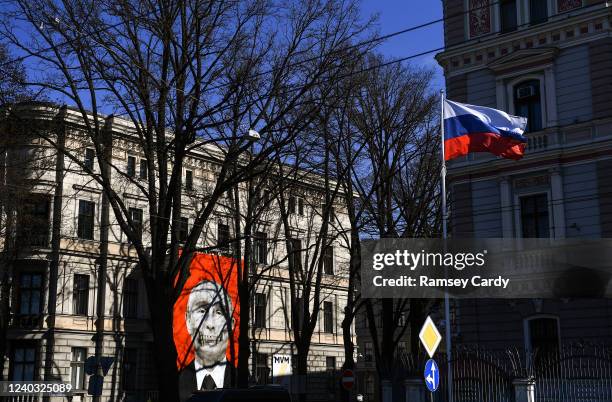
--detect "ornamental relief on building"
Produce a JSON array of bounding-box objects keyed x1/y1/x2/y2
[
  {"x1": 558, "y1": 0, "x2": 582, "y2": 13},
  {"x1": 469, "y1": 0, "x2": 491, "y2": 38}
]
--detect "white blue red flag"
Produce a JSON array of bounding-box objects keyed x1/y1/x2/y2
[{"x1": 443, "y1": 99, "x2": 528, "y2": 161}]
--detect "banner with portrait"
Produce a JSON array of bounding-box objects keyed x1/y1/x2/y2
[{"x1": 173, "y1": 253, "x2": 240, "y2": 398}]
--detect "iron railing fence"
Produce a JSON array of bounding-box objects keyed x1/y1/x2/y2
[{"x1": 397, "y1": 343, "x2": 612, "y2": 402}]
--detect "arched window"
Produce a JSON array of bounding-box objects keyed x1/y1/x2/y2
[{"x1": 514, "y1": 80, "x2": 543, "y2": 132}]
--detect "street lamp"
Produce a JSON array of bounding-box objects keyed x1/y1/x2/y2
[{"x1": 245, "y1": 128, "x2": 260, "y2": 141}]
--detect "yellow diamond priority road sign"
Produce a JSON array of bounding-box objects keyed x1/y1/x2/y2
[{"x1": 419, "y1": 316, "x2": 442, "y2": 358}]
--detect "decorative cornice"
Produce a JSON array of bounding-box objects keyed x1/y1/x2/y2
[
  {"x1": 487, "y1": 47, "x2": 559, "y2": 74},
  {"x1": 436, "y1": 6, "x2": 611, "y2": 74}
]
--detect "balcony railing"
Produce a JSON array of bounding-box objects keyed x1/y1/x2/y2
[{"x1": 9, "y1": 313, "x2": 44, "y2": 329}]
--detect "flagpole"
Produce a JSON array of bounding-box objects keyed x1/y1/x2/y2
[{"x1": 440, "y1": 89, "x2": 453, "y2": 402}]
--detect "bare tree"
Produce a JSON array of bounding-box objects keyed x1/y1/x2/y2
[
  {"x1": 0, "y1": 46, "x2": 43, "y2": 379},
  {"x1": 0, "y1": 0, "x2": 371, "y2": 399},
  {"x1": 343, "y1": 54, "x2": 441, "y2": 395}
]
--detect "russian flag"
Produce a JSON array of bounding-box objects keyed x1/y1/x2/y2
[{"x1": 443, "y1": 99, "x2": 528, "y2": 161}]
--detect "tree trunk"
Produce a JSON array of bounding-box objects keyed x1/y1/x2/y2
[{"x1": 148, "y1": 283, "x2": 179, "y2": 402}]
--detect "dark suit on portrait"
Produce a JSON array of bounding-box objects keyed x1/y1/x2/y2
[{"x1": 179, "y1": 361, "x2": 234, "y2": 402}]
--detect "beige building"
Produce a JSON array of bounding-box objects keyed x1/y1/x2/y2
[{"x1": 0, "y1": 102, "x2": 352, "y2": 401}]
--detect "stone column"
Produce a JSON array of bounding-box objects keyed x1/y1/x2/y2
[
  {"x1": 381, "y1": 380, "x2": 392, "y2": 402},
  {"x1": 404, "y1": 378, "x2": 425, "y2": 402},
  {"x1": 550, "y1": 167, "x2": 566, "y2": 238},
  {"x1": 544, "y1": 67, "x2": 558, "y2": 127},
  {"x1": 499, "y1": 176, "x2": 514, "y2": 238},
  {"x1": 513, "y1": 378, "x2": 535, "y2": 402}
]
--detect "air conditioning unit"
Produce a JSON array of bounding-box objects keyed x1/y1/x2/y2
[{"x1": 517, "y1": 85, "x2": 536, "y2": 99}]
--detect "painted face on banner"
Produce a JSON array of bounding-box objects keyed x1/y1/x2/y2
[
  {"x1": 185, "y1": 281, "x2": 233, "y2": 367},
  {"x1": 173, "y1": 253, "x2": 240, "y2": 371}
]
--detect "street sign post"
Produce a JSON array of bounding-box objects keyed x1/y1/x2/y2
[
  {"x1": 341, "y1": 369, "x2": 354, "y2": 391},
  {"x1": 424, "y1": 359, "x2": 439, "y2": 392},
  {"x1": 419, "y1": 316, "x2": 442, "y2": 358}
]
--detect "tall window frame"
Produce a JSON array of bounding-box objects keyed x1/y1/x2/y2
[
  {"x1": 127, "y1": 155, "x2": 136, "y2": 177},
  {"x1": 122, "y1": 348, "x2": 138, "y2": 391},
  {"x1": 123, "y1": 278, "x2": 139, "y2": 319},
  {"x1": 254, "y1": 292, "x2": 267, "y2": 329},
  {"x1": 323, "y1": 301, "x2": 334, "y2": 334},
  {"x1": 529, "y1": 0, "x2": 549, "y2": 24},
  {"x1": 73, "y1": 274, "x2": 90, "y2": 316},
  {"x1": 10, "y1": 342, "x2": 37, "y2": 381},
  {"x1": 323, "y1": 245, "x2": 334, "y2": 275},
  {"x1": 84, "y1": 148, "x2": 95, "y2": 171},
  {"x1": 17, "y1": 195, "x2": 51, "y2": 247},
  {"x1": 217, "y1": 221, "x2": 230, "y2": 252},
  {"x1": 500, "y1": 0, "x2": 518, "y2": 32},
  {"x1": 77, "y1": 200, "x2": 95, "y2": 240},
  {"x1": 504, "y1": 74, "x2": 548, "y2": 133},
  {"x1": 18, "y1": 272, "x2": 44, "y2": 315},
  {"x1": 70, "y1": 347, "x2": 87, "y2": 390},
  {"x1": 518, "y1": 192, "x2": 551, "y2": 238},
  {"x1": 514, "y1": 79, "x2": 543, "y2": 133},
  {"x1": 253, "y1": 232, "x2": 268, "y2": 265},
  {"x1": 128, "y1": 207, "x2": 143, "y2": 242}
]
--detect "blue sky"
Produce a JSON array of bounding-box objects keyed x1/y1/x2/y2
[{"x1": 360, "y1": 0, "x2": 445, "y2": 90}]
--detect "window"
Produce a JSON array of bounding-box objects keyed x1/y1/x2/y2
[
  {"x1": 18, "y1": 273, "x2": 43, "y2": 315},
  {"x1": 10, "y1": 343, "x2": 37, "y2": 381},
  {"x1": 500, "y1": 0, "x2": 518, "y2": 32},
  {"x1": 298, "y1": 198, "x2": 304, "y2": 216},
  {"x1": 84, "y1": 148, "x2": 95, "y2": 171},
  {"x1": 398, "y1": 312, "x2": 406, "y2": 327},
  {"x1": 254, "y1": 232, "x2": 267, "y2": 265},
  {"x1": 288, "y1": 196, "x2": 296, "y2": 214},
  {"x1": 321, "y1": 202, "x2": 336, "y2": 222},
  {"x1": 530, "y1": 0, "x2": 548, "y2": 24},
  {"x1": 323, "y1": 301, "x2": 334, "y2": 333},
  {"x1": 254, "y1": 292, "x2": 267, "y2": 329},
  {"x1": 294, "y1": 297, "x2": 304, "y2": 329},
  {"x1": 77, "y1": 200, "x2": 95, "y2": 240},
  {"x1": 363, "y1": 341, "x2": 373, "y2": 362},
  {"x1": 127, "y1": 156, "x2": 136, "y2": 177},
  {"x1": 326, "y1": 356, "x2": 336, "y2": 373},
  {"x1": 323, "y1": 246, "x2": 334, "y2": 275},
  {"x1": 326, "y1": 356, "x2": 336, "y2": 391},
  {"x1": 70, "y1": 347, "x2": 86, "y2": 389},
  {"x1": 217, "y1": 222, "x2": 230, "y2": 251},
  {"x1": 139, "y1": 159, "x2": 148, "y2": 180},
  {"x1": 288, "y1": 238, "x2": 302, "y2": 270},
  {"x1": 520, "y1": 194, "x2": 549, "y2": 238},
  {"x1": 527, "y1": 317, "x2": 559, "y2": 366},
  {"x1": 255, "y1": 353, "x2": 269, "y2": 385},
  {"x1": 365, "y1": 374, "x2": 375, "y2": 399},
  {"x1": 123, "y1": 278, "x2": 138, "y2": 319},
  {"x1": 122, "y1": 348, "x2": 137, "y2": 391},
  {"x1": 129, "y1": 208, "x2": 143, "y2": 242},
  {"x1": 73, "y1": 274, "x2": 90, "y2": 316},
  {"x1": 18, "y1": 196, "x2": 51, "y2": 247},
  {"x1": 185, "y1": 170, "x2": 193, "y2": 191},
  {"x1": 178, "y1": 217, "x2": 188, "y2": 242},
  {"x1": 514, "y1": 80, "x2": 542, "y2": 132},
  {"x1": 397, "y1": 341, "x2": 408, "y2": 356}
]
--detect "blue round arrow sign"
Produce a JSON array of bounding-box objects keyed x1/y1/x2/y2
[{"x1": 424, "y1": 359, "x2": 439, "y2": 392}]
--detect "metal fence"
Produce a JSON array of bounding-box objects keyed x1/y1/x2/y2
[
  {"x1": 398, "y1": 343, "x2": 612, "y2": 402},
  {"x1": 435, "y1": 348, "x2": 516, "y2": 402},
  {"x1": 534, "y1": 344, "x2": 612, "y2": 402}
]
